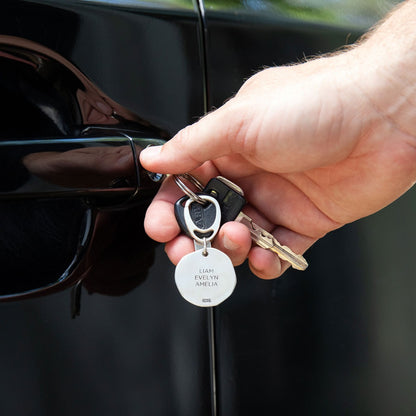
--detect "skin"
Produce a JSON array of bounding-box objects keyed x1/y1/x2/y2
[{"x1": 140, "y1": 1, "x2": 416, "y2": 279}]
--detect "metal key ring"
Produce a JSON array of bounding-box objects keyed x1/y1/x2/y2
[{"x1": 173, "y1": 174, "x2": 206, "y2": 205}]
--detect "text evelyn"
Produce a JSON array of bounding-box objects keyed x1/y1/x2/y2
[{"x1": 195, "y1": 269, "x2": 219, "y2": 287}]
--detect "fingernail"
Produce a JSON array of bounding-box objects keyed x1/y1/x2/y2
[
  {"x1": 223, "y1": 234, "x2": 240, "y2": 250},
  {"x1": 141, "y1": 145, "x2": 162, "y2": 161}
]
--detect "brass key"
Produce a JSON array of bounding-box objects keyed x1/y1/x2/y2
[{"x1": 236, "y1": 212, "x2": 308, "y2": 271}]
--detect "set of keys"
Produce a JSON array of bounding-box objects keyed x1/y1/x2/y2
[{"x1": 168, "y1": 174, "x2": 308, "y2": 307}]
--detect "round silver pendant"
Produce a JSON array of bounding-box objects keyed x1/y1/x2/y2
[{"x1": 175, "y1": 247, "x2": 236, "y2": 307}]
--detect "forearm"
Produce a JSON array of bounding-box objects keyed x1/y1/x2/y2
[
  {"x1": 362, "y1": 0, "x2": 416, "y2": 59},
  {"x1": 350, "y1": 1, "x2": 416, "y2": 142}
]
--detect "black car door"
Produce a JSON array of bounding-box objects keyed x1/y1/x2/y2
[{"x1": 0, "y1": 1, "x2": 214, "y2": 415}]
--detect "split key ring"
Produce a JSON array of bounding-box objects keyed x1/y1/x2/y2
[{"x1": 173, "y1": 174, "x2": 206, "y2": 205}]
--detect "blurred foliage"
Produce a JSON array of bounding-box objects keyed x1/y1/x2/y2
[
  {"x1": 203, "y1": 0, "x2": 403, "y2": 28},
  {"x1": 79, "y1": 0, "x2": 195, "y2": 9},
  {"x1": 81, "y1": 0, "x2": 402, "y2": 29}
]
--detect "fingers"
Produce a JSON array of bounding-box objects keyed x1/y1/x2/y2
[
  {"x1": 216, "y1": 222, "x2": 252, "y2": 266},
  {"x1": 144, "y1": 164, "x2": 219, "y2": 242},
  {"x1": 248, "y1": 247, "x2": 287, "y2": 279},
  {"x1": 144, "y1": 175, "x2": 183, "y2": 243},
  {"x1": 164, "y1": 222, "x2": 253, "y2": 267},
  {"x1": 145, "y1": 172, "x2": 254, "y2": 266},
  {"x1": 144, "y1": 171, "x2": 316, "y2": 279},
  {"x1": 162, "y1": 218, "x2": 316, "y2": 280},
  {"x1": 140, "y1": 103, "x2": 239, "y2": 174}
]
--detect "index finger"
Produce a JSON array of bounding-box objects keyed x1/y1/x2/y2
[{"x1": 139, "y1": 103, "x2": 236, "y2": 175}]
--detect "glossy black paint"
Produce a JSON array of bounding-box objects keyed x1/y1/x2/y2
[
  {"x1": 0, "y1": 36, "x2": 165, "y2": 139},
  {"x1": 203, "y1": 9, "x2": 362, "y2": 108},
  {"x1": 0, "y1": 34, "x2": 166, "y2": 298},
  {"x1": 0, "y1": 1, "x2": 213, "y2": 415}
]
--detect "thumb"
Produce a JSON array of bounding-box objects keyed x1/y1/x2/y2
[{"x1": 140, "y1": 104, "x2": 238, "y2": 174}]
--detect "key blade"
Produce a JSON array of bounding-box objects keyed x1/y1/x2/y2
[
  {"x1": 236, "y1": 212, "x2": 308, "y2": 271},
  {"x1": 267, "y1": 238, "x2": 308, "y2": 271}
]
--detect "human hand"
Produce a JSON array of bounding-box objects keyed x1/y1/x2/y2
[{"x1": 140, "y1": 2, "x2": 416, "y2": 279}]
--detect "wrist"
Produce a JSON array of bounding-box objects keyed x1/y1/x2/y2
[{"x1": 349, "y1": 1, "x2": 416, "y2": 140}]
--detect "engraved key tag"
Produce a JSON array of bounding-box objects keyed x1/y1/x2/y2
[
  {"x1": 175, "y1": 247, "x2": 236, "y2": 307},
  {"x1": 174, "y1": 194, "x2": 237, "y2": 307}
]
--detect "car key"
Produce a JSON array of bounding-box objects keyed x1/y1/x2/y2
[
  {"x1": 175, "y1": 176, "x2": 247, "y2": 239},
  {"x1": 203, "y1": 176, "x2": 308, "y2": 271},
  {"x1": 202, "y1": 176, "x2": 247, "y2": 223},
  {"x1": 174, "y1": 194, "x2": 237, "y2": 307},
  {"x1": 173, "y1": 174, "x2": 308, "y2": 271},
  {"x1": 175, "y1": 194, "x2": 219, "y2": 244}
]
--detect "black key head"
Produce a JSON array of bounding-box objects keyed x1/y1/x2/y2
[
  {"x1": 174, "y1": 195, "x2": 220, "y2": 240},
  {"x1": 203, "y1": 177, "x2": 246, "y2": 223}
]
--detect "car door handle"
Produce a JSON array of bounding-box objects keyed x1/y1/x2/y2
[{"x1": 0, "y1": 135, "x2": 165, "y2": 205}]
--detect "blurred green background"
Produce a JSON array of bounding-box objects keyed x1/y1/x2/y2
[{"x1": 81, "y1": 0, "x2": 403, "y2": 29}]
